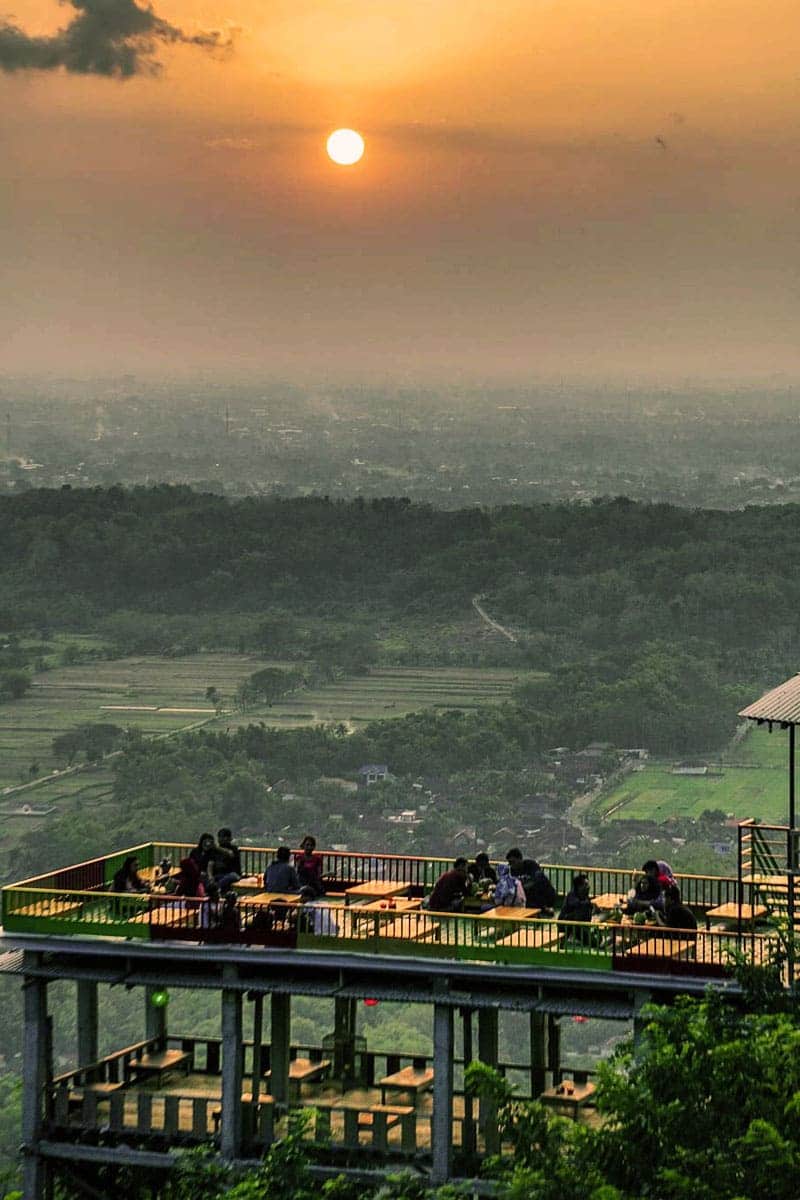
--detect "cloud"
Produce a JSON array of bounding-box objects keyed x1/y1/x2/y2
[{"x1": 0, "y1": 0, "x2": 231, "y2": 78}]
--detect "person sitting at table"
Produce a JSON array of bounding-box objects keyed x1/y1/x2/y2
[
  {"x1": 657, "y1": 884, "x2": 698, "y2": 933},
  {"x1": 112, "y1": 856, "x2": 149, "y2": 894},
  {"x1": 265, "y1": 846, "x2": 301, "y2": 893},
  {"x1": 626, "y1": 865, "x2": 663, "y2": 915},
  {"x1": 493, "y1": 862, "x2": 527, "y2": 908},
  {"x1": 295, "y1": 835, "x2": 325, "y2": 897},
  {"x1": 209, "y1": 827, "x2": 242, "y2": 892},
  {"x1": 300, "y1": 887, "x2": 340, "y2": 936},
  {"x1": 189, "y1": 833, "x2": 216, "y2": 881},
  {"x1": 218, "y1": 890, "x2": 241, "y2": 937},
  {"x1": 173, "y1": 856, "x2": 206, "y2": 898},
  {"x1": 468, "y1": 852, "x2": 497, "y2": 888},
  {"x1": 558, "y1": 873, "x2": 594, "y2": 944},
  {"x1": 521, "y1": 859, "x2": 557, "y2": 914},
  {"x1": 427, "y1": 858, "x2": 473, "y2": 912},
  {"x1": 559, "y1": 874, "x2": 593, "y2": 924},
  {"x1": 200, "y1": 881, "x2": 222, "y2": 928}
]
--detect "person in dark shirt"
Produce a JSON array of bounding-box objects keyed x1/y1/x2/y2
[
  {"x1": 265, "y1": 846, "x2": 301, "y2": 893},
  {"x1": 295, "y1": 836, "x2": 325, "y2": 897},
  {"x1": 427, "y1": 858, "x2": 473, "y2": 912},
  {"x1": 189, "y1": 833, "x2": 215, "y2": 878},
  {"x1": 173, "y1": 856, "x2": 205, "y2": 898},
  {"x1": 660, "y1": 884, "x2": 698, "y2": 933},
  {"x1": 112, "y1": 856, "x2": 149, "y2": 894},
  {"x1": 468, "y1": 853, "x2": 497, "y2": 888},
  {"x1": 626, "y1": 869, "x2": 663, "y2": 915},
  {"x1": 558, "y1": 874, "x2": 593, "y2": 924},
  {"x1": 210, "y1": 827, "x2": 242, "y2": 892},
  {"x1": 521, "y1": 860, "x2": 557, "y2": 912}
]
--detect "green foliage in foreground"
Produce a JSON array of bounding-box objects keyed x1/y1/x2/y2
[{"x1": 38, "y1": 964, "x2": 800, "y2": 1200}]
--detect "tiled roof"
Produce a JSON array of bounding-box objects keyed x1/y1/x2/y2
[{"x1": 739, "y1": 675, "x2": 800, "y2": 725}]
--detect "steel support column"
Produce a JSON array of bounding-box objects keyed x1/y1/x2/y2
[
  {"x1": 530, "y1": 1011, "x2": 547, "y2": 1095},
  {"x1": 76, "y1": 980, "x2": 98, "y2": 1067},
  {"x1": 270, "y1": 993, "x2": 291, "y2": 1104},
  {"x1": 460, "y1": 1007, "x2": 476, "y2": 1157},
  {"x1": 145, "y1": 985, "x2": 167, "y2": 1046},
  {"x1": 221, "y1": 972, "x2": 243, "y2": 1159},
  {"x1": 251, "y1": 993, "x2": 264, "y2": 1103},
  {"x1": 333, "y1": 996, "x2": 358, "y2": 1082},
  {"x1": 431, "y1": 1002, "x2": 454, "y2": 1184},
  {"x1": 22, "y1": 963, "x2": 49, "y2": 1200}
]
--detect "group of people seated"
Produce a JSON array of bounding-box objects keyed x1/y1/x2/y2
[{"x1": 425, "y1": 848, "x2": 558, "y2": 914}]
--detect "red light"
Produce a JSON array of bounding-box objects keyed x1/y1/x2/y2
[
  {"x1": 363, "y1": 998, "x2": 379, "y2": 1007},
  {"x1": 572, "y1": 1015, "x2": 589, "y2": 1023}
]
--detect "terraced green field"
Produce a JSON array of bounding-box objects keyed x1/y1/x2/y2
[{"x1": 594, "y1": 727, "x2": 789, "y2": 824}]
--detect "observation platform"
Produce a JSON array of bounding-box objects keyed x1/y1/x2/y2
[{"x1": 0, "y1": 839, "x2": 786, "y2": 1197}]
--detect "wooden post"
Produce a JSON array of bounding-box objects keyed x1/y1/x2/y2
[
  {"x1": 270, "y1": 993, "x2": 291, "y2": 1104},
  {"x1": 547, "y1": 1015, "x2": 561, "y2": 1087},
  {"x1": 221, "y1": 973, "x2": 243, "y2": 1158},
  {"x1": 333, "y1": 996, "x2": 357, "y2": 1082},
  {"x1": 77, "y1": 980, "x2": 99, "y2": 1067},
  {"x1": 478, "y1": 1006, "x2": 500, "y2": 1155},
  {"x1": 431, "y1": 1002, "x2": 454, "y2": 1183},
  {"x1": 22, "y1": 962, "x2": 49, "y2": 1200}
]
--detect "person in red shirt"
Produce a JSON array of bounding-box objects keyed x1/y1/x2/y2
[
  {"x1": 294, "y1": 835, "x2": 325, "y2": 897},
  {"x1": 427, "y1": 858, "x2": 473, "y2": 913}
]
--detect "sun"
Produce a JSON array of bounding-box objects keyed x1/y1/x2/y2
[{"x1": 326, "y1": 128, "x2": 365, "y2": 166}]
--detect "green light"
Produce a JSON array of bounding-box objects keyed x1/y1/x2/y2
[{"x1": 150, "y1": 989, "x2": 169, "y2": 1008}]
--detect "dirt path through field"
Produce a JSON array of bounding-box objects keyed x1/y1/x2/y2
[{"x1": 472, "y1": 594, "x2": 518, "y2": 644}]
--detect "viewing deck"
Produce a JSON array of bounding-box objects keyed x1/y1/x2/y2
[{"x1": 0, "y1": 839, "x2": 784, "y2": 981}]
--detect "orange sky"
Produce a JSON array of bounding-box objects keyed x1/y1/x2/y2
[{"x1": 2, "y1": 0, "x2": 799, "y2": 381}]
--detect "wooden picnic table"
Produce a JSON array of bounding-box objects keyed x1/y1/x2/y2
[
  {"x1": 373, "y1": 913, "x2": 440, "y2": 942},
  {"x1": 345, "y1": 880, "x2": 410, "y2": 904},
  {"x1": 232, "y1": 875, "x2": 264, "y2": 893},
  {"x1": 473, "y1": 906, "x2": 541, "y2": 920},
  {"x1": 128, "y1": 1049, "x2": 191, "y2": 1084},
  {"x1": 138, "y1": 865, "x2": 177, "y2": 885},
  {"x1": 128, "y1": 902, "x2": 197, "y2": 927},
  {"x1": 539, "y1": 1080, "x2": 596, "y2": 1118},
  {"x1": 705, "y1": 902, "x2": 767, "y2": 929},
  {"x1": 243, "y1": 892, "x2": 302, "y2": 906},
  {"x1": 356, "y1": 897, "x2": 422, "y2": 913},
  {"x1": 379, "y1": 1065, "x2": 434, "y2": 1105},
  {"x1": 265, "y1": 1057, "x2": 331, "y2": 1102},
  {"x1": 592, "y1": 892, "x2": 628, "y2": 912}
]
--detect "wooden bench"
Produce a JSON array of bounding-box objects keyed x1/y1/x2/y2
[
  {"x1": 496, "y1": 926, "x2": 561, "y2": 949},
  {"x1": 14, "y1": 899, "x2": 83, "y2": 919},
  {"x1": 539, "y1": 1080, "x2": 596, "y2": 1118},
  {"x1": 263, "y1": 1057, "x2": 331, "y2": 1102},
  {"x1": 379, "y1": 1065, "x2": 434, "y2": 1105},
  {"x1": 309, "y1": 1099, "x2": 416, "y2": 1152},
  {"x1": 624, "y1": 938, "x2": 696, "y2": 961},
  {"x1": 128, "y1": 903, "x2": 198, "y2": 927},
  {"x1": 128, "y1": 1049, "x2": 191, "y2": 1084}
]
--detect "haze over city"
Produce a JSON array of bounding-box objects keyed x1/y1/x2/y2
[{"x1": 2, "y1": 0, "x2": 799, "y2": 383}]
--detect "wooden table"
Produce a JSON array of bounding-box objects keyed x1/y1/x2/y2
[
  {"x1": 539, "y1": 1080, "x2": 596, "y2": 1118},
  {"x1": 265, "y1": 1057, "x2": 331, "y2": 1102},
  {"x1": 345, "y1": 881, "x2": 410, "y2": 904},
  {"x1": 138, "y1": 865, "x2": 176, "y2": 885},
  {"x1": 473, "y1": 906, "x2": 541, "y2": 920},
  {"x1": 128, "y1": 903, "x2": 197, "y2": 928},
  {"x1": 242, "y1": 892, "x2": 301, "y2": 906},
  {"x1": 705, "y1": 902, "x2": 767, "y2": 929},
  {"x1": 592, "y1": 892, "x2": 628, "y2": 912},
  {"x1": 379, "y1": 1065, "x2": 434, "y2": 1105},
  {"x1": 356, "y1": 897, "x2": 421, "y2": 913},
  {"x1": 374, "y1": 914, "x2": 441, "y2": 942},
  {"x1": 129, "y1": 1049, "x2": 191, "y2": 1084},
  {"x1": 623, "y1": 937, "x2": 696, "y2": 961},
  {"x1": 233, "y1": 875, "x2": 264, "y2": 893}
]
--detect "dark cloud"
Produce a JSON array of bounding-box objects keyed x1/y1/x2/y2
[{"x1": 0, "y1": 0, "x2": 230, "y2": 77}]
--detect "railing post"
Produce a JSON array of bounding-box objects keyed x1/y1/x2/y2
[
  {"x1": 530, "y1": 1010, "x2": 548, "y2": 1095},
  {"x1": 221, "y1": 967, "x2": 243, "y2": 1159},
  {"x1": 22, "y1": 955, "x2": 49, "y2": 1200},
  {"x1": 460, "y1": 1006, "x2": 476, "y2": 1157},
  {"x1": 431, "y1": 1000, "x2": 454, "y2": 1184},
  {"x1": 77, "y1": 980, "x2": 98, "y2": 1067}
]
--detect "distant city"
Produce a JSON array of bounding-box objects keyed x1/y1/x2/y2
[{"x1": 3, "y1": 378, "x2": 800, "y2": 508}]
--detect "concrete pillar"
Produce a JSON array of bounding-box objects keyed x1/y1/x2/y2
[
  {"x1": 431, "y1": 1003, "x2": 454, "y2": 1183},
  {"x1": 22, "y1": 965, "x2": 49, "y2": 1200},
  {"x1": 77, "y1": 980, "x2": 99, "y2": 1066},
  {"x1": 270, "y1": 993, "x2": 291, "y2": 1104},
  {"x1": 478, "y1": 1006, "x2": 500, "y2": 1156},
  {"x1": 333, "y1": 996, "x2": 357, "y2": 1082},
  {"x1": 145, "y1": 985, "x2": 167, "y2": 1046},
  {"x1": 221, "y1": 980, "x2": 244, "y2": 1158}
]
